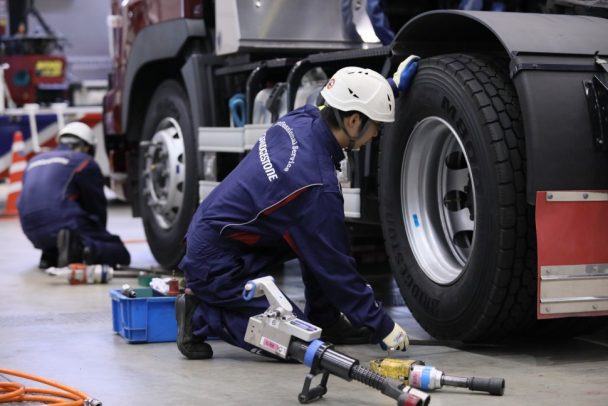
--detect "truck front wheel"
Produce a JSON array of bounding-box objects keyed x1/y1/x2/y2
[
  {"x1": 139, "y1": 80, "x2": 198, "y2": 269},
  {"x1": 379, "y1": 54, "x2": 534, "y2": 341}
]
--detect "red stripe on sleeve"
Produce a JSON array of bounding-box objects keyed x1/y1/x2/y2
[
  {"x1": 263, "y1": 187, "x2": 309, "y2": 216},
  {"x1": 283, "y1": 231, "x2": 301, "y2": 257},
  {"x1": 74, "y1": 159, "x2": 90, "y2": 173},
  {"x1": 229, "y1": 231, "x2": 261, "y2": 245}
]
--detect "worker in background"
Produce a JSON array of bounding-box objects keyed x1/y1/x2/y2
[
  {"x1": 18, "y1": 122, "x2": 130, "y2": 269},
  {"x1": 367, "y1": 0, "x2": 395, "y2": 45},
  {"x1": 342, "y1": 0, "x2": 395, "y2": 46},
  {"x1": 176, "y1": 56, "x2": 420, "y2": 360}
]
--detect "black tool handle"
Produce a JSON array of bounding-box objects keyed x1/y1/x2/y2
[{"x1": 468, "y1": 377, "x2": 505, "y2": 396}]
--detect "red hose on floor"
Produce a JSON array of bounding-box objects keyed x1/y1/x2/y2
[{"x1": 0, "y1": 368, "x2": 97, "y2": 405}]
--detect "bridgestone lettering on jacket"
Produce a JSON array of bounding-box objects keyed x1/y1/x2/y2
[{"x1": 258, "y1": 135, "x2": 278, "y2": 182}]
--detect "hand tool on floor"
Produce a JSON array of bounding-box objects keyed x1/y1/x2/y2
[
  {"x1": 409, "y1": 365, "x2": 504, "y2": 396},
  {"x1": 46, "y1": 264, "x2": 113, "y2": 284},
  {"x1": 242, "y1": 276, "x2": 431, "y2": 406},
  {"x1": 370, "y1": 358, "x2": 505, "y2": 396},
  {"x1": 370, "y1": 358, "x2": 425, "y2": 383}
]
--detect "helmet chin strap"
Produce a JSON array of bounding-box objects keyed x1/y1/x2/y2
[{"x1": 333, "y1": 109, "x2": 373, "y2": 152}]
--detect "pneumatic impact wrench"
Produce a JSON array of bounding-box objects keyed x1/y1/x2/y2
[{"x1": 242, "y1": 276, "x2": 430, "y2": 406}]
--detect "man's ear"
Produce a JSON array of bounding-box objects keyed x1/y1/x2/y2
[{"x1": 344, "y1": 112, "x2": 361, "y2": 130}]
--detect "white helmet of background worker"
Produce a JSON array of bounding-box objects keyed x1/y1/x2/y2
[
  {"x1": 320, "y1": 67, "x2": 395, "y2": 123},
  {"x1": 58, "y1": 121, "x2": 96, "y2": 146}
]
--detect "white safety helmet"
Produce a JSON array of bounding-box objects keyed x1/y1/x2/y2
[
  {"x1": 58, "y1": 122, "x2": 96, "y2": 146},
  {"x1": 320, "y1": 67, "x2": 395, "y2": 123}
]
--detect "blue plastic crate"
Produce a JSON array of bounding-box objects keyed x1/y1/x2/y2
[{"x1": 110, "y1": 288, "x2": 177, "y2": 343}]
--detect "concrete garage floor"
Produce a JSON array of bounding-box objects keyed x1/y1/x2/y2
[{"x1": 1, "y1": 193, "x2": 608, "y2": 405}]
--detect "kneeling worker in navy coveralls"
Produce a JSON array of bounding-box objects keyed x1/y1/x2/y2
[
  {"x1": 18, "y1": 122, "x2": 131, "y2": 268},
  {"x1": 177, "y1": 57, "x2": 419, "y2": 359}
]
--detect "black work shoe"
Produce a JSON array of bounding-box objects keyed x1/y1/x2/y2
[
  {"x1": 176, "y1": 293, "x2": 213, "y2": 359},
  {"x1": 57, "y1": 229, "x2": 83, "y2": 267},
  {"x1": 38, "y1": 249, "x2": 58, "y2": 269},
  {"x1": 320, "y1": 314, "x2": 372, "y2": 345}
]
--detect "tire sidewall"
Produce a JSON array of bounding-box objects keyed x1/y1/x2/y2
[
  {"x1": 379, "y1": 59, "x2": 501, "y2": 338},
  {"x1": 139, "y1": 80, "x2": 198, "y2": 269}
]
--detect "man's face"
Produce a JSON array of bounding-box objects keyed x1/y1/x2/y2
[{"x1": 352, "y1": 119, "x2": 384, "y2": 150}]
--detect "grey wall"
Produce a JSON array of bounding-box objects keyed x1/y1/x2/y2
[{"x1": 28, "y1": 0, "x2": 111, "y2": 81}]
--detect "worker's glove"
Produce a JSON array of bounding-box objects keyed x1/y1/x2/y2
[
  {"x1": 393, "y1": 55, "x2": 420, "y2": 92},
  {"x1": 381, "y1": 322, "x2": 410, "y2": 351}
]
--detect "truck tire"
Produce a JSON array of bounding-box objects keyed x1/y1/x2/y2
[
  {"x1": 139, "y1": 80, "x2": 198, "y2": 269},
  {"x1": 379, "y1": 54, "x2": 535, "y2": 341}
]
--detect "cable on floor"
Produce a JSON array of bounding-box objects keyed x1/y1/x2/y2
[{"x1": 0, "y1": 368, "x2": 101, "y2": 405}]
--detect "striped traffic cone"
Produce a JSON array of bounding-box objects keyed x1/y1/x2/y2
[{"x1": 2, "y1": 131, "x2": 27, "y2": 216}]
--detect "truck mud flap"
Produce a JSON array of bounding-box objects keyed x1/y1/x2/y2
[{"x1": 536, "y1": 190, "x2": 608, "y2": 319}]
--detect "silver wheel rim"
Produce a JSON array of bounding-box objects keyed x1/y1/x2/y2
[
  {"x1": 401, "y1": 116, "x2": 476, "y2": 285},
  {"x1": 142, "y1": 117, "x2": 186, "y2": 230}
]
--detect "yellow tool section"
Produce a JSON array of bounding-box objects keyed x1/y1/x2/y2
[
  {"x1": 370, "y1": 358, "x2": 506, "y2": 396},
  {"x1": 369, "y1": 358, "x2": 424, "y2": 384}
]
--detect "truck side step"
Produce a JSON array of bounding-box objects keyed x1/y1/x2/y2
[{"x1": 198, "y1": 124, "x2": 270, "y2": 153}]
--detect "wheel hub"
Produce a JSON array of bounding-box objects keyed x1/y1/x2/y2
[
  {"x1": 401, "y1": 116, "x2": 476, "y2": 285},
  {"x1": 141, "y1": 117, "x2": 186, "y2": 229}
]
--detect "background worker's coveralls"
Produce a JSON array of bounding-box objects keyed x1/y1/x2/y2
[
  {"x1": 179, "y1": 105, "x2": 394, "y2": 351},
  {"x1": 18, "y1": 144, "x2": 130, "y2": 265}
]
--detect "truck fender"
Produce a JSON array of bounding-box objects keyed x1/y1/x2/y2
[
  {"x1": 391, "y1": 10, "x2": 608, "y2": 203},
  {"x1": 122, "y1": 19, "x2": 206, "y2": 132}
]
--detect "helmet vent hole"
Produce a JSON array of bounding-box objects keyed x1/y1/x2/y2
[{"x1": 347, "y1": 88, "x2": 360, "y2": 98}]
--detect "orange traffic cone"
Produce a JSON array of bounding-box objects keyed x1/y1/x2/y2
[{"x1": 2, "y1": 131, "x2": 27, "y2": 216}]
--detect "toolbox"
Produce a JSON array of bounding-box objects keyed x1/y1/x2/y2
[{"x1": 110, "y1": 288, "x2": 177, "y2": 343}]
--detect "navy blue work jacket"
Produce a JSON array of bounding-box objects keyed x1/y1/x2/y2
[
  {"x1": 180, "y1": 105, "x2": 394, "y2": 342},
  {"x1": 18, "y1": 144, "x2": 107, "y2": 248}
]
